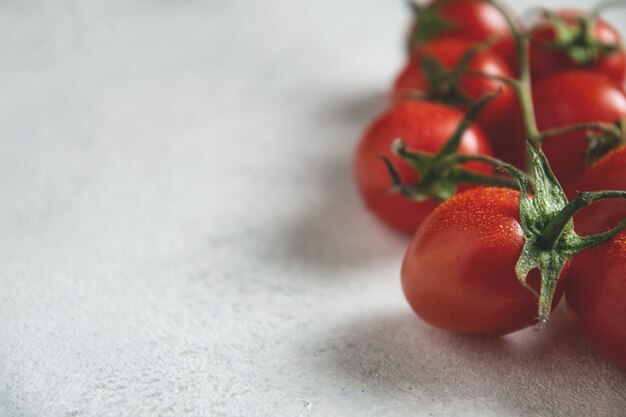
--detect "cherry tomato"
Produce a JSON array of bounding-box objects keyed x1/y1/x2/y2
[
  {"x1": 393, "y1": 37, "x2": 516, "y2": 156},
  {"x1": 567, "y1": 147, "x2": 626, "y2": 235},
  {"x1": 529, "y1": 10, "x2": 626, "y2": 85},
  {"x1": 354, "y1": 101, "x2": 492, "y2": 233},
  {"x1": 510, "y1": 71, "x2": 626, "y2": 184},
  {"x1": 564, "y1": 147, "x2": 626, "y2": 370},
  {"x1": 401, "y1": 187, "x2": 565, "y2": 335},
  {"x1": 408, "y1": 0, "x2": 517, "y2": 69},
  {"x1": 566, "y1": 233, "x2": 626, "y2": 371}
]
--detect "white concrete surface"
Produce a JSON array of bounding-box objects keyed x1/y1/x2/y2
[{"x1": 1, "y1": 1, "x2": 624, "y2": 416}]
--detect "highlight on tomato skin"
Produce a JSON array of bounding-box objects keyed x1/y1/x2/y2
[
  {"x1": 529, "y1": 9, "x2": 626, "y2": 85},
  {"x1": 400, "y1": 187, "x2": 565, "y2": 336},
  {"x1": 392, "y1": 37, "x2": 517, "y2": 149},
  {"x1": 353, "y1": 100, "x2": 493, "y2": 234}
]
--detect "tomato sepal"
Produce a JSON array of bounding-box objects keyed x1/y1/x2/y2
[
  {"x1": 499, "y1": 141, "x2": 626, "y2": 327},
  {"x1": 418, "y1": 56, "x2": 472, "y2": 106},
  {"x1": 382, "y1": 90, "x2": 518, "y2": 202},
  {"x1": 584, "y1": 118, "x2": 626, "y2": 165},
  {"x1": 532, "y1": 8, "x2": 623, "y2": 66},
  {"x1": 407, "y1": 0, "x2": 457, "y2": 51},
  {"x1": 401, "y1": 39, "x2": 502, "y2": 107}
]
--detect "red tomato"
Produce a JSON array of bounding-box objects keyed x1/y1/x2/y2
[
  {"x1": 566, "y1": 233, "x2": 626, "y2": 371},
  {"x1": 567, "y1": 147, "x2": 626, "y2": 235},
  {"x1": 401, "y1": 187, "x2": 565, "y2": 335},
  {"x1": 354, "y1": 101, "x2": 492, "y2": 233},
  {"x1": 510, "y1": 71, "x2": 626, "y2": 184},
  {"x1": 393, "y1": 38, "x2": 516, "y2": 155},
  {"x1": 408, "y1": 0, "x2": 517, "y2": 69},
  {"x1": 529, "y1": 10, "x2": 626, "y2": 85},
  {"x1": 565, "y1": 147, "x2": 626, "y2": 370}
]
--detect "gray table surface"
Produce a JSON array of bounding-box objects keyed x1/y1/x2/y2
[{"x1": 1, "y1": 1, "x2": 625, "y2": 416}]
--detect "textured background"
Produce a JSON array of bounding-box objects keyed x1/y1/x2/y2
[{"x1": 1, "y1": 0, "x2": 625, "y2": 416}]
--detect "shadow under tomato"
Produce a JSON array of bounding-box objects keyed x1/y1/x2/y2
[
  {"x1": 258, "y1": 89, "x2": 409, "y2": 275},
  {"x1": 305, "y1": 304, "x2": 626, "y2": 415}
]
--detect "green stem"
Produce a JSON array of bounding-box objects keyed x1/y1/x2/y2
[
  {"x1": 440, "y1": 153, "x2": 534, "y2": 187},
  {"x1": 485, "y1": 0, "x2": 540, "y2": 142},
  {"x1": 534, "y1": 254, "x2": 567, "y2": 329},
  {"x1": 537, "y1": 122, "x2": 623, "y2": 143},
  {"x1": 516, "y1": 39, "x2": 540, "y2": 142},
  {"x1": 446, "y1": 168, "x2": 520, "y2": 189},
  {"x1": 572, "y1": 218, "x2": 626, "y2": 251},
  {"x1": 436, "y1": 89, "x2": 501, "y2": 156},
  {"x1": 540, "y1": 190, "x2": 626, "y2": 249}
]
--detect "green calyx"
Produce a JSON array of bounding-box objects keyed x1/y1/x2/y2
[
  {"x1": 381, "y1": 91, "x2": 518, "y2": 202},
  {"x1": 407, "y1": 1, "x2": 456, "y2": 52},
  {"x1": 535, "y1": 9, "x2": 621, "y2": 65},
  {"x1": 382, "y1": 140, "x2": 515, "y2": 202},
  {"x1": 416, "y1": 39, "x2": 499, "y2": 107},
  {"x1": 419, "y1": 57, "x2": 473, "y2": 107},
  {"x1": 585, "y1": 119, "x2": 626, "y2": 165},
  {"x1": 502, "y1": 141, "x2": 626, "y2": 328}
]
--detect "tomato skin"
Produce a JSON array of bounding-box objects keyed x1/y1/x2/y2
[
  {"x1": 510, "y1": 71, "x2": 626, "y2": 184},
  {"x1": 529, "y1": 10, "x2": 626, "y2": 85},
  {"x1": 401, "y1": 187, "x2": 565, "y2": 335},
  {"x1": 564, "y1": 147, "x2": 626, "y2": 370},
  {"x1": 409, "y1": 0, "x2": 517, "y2": 69},
  {"x1": 393, "y1": 38, "x2": 517, "y2": 151},
  {"x1": 566, "y1": 234, "x2": 626, "y2": 371},
  {"x1": 354, "y1": 101, "x2": 493, "y2": 233}
]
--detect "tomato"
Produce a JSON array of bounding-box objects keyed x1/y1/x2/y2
[
  {"x1": 566, "y1": 232, "x2": 626, "y2": 371},
  {"x1": 401, "y1": 187, "x2": 565, "y2": 335},
  {"x1": 529, "y1": 10, "x2": 626, "y2": 85},
  {"x1": 393, "y1": 37, "x2": 516, "y2": 156},
  {"x1": 564, "y1": 147, "x2": 626, "y2": 370},
  {"x1": 567, "y1": 147, "x2": 626, "y2": 235},
  {"x1": 408, "y1": 0, "x2": 517, "y2": 69},
  {"x1": 510, "y1": 71, "x2": 626, "y2": 184},
  {"x1": 354, "y1": 101, "x2": 492, "y2": 233}
]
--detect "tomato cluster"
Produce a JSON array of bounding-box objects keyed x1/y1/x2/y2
[{"x1": 353, "y1": 0, "x2": 626, "y2": 371}]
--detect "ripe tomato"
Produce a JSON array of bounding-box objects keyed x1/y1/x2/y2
[
  {"x1": 567, "y1": 147, "x2": 626, "y2": 235},
  {"x1": 510, "y1": 71, "x2": 626, "y2": 185},
  {"x1": 354, "y1": 101, "x2": 493, "y2": 233},
  {"x1": 529, "y1": 10, "x2": 626, "y2": 85},
  {"x1": 565, "y1": 147, "x2": 626, "y2": 370},
  {"x1": 401, "y1": 187, "x2": 565, "y2": 335},
  {"x1": 566, "y1": 233, "x2": 626, "y2": 371},
  {"x1": 408, "y1": 0, "x2": 517, "y2": 69},
  {"x1": 393, "y1": 38, "x2": 516, "y2": 157}
]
